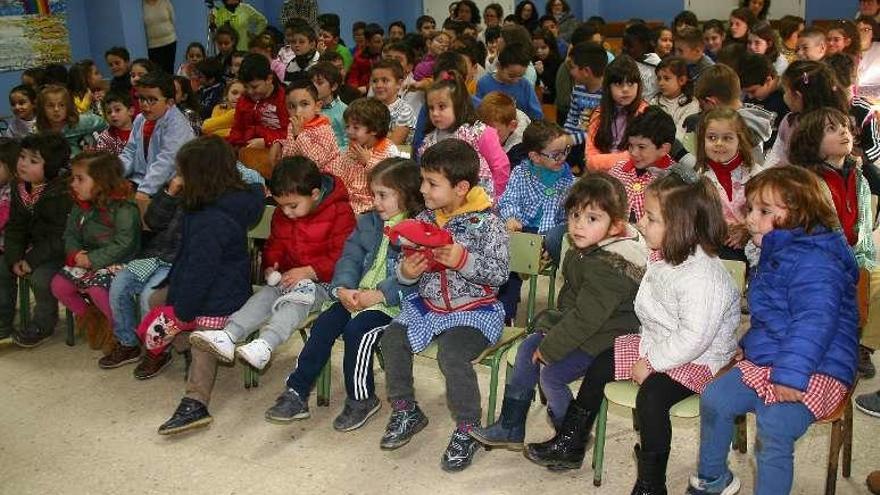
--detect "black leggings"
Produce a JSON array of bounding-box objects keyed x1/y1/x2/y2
[
  {"x1": 575, "y1": 347, "x2": 694, "y2": 453},
  {"x1": 148, "y1": 41, "x2": 177, "y2": 74}
]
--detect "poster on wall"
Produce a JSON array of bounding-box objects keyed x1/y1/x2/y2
[{"x1": 0, "y1": 0, "x2": 71, "y2": 72}]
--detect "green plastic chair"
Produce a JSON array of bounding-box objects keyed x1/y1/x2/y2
[
  {"x1": 17, "y1": 277, "x2": 75, "y2": 346},
  {"x1": 590, "y1": 259, "x2": 748, "y2": 487}
]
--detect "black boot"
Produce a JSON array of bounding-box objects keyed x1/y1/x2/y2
[
  {"x1": 630, "y1": 444, "x2": 670, "y2": 495},
  {"x1": 523, "y1": 401, "x2": 595, "y2": 471},
  {"x1": 470, "y1": 385, "x2": 534, "y2": 450}
]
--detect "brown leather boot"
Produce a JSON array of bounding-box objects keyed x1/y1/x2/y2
[
  {"x1": 133, "y1": 352, "x2": 173, "y2": 380},
  {"x1": 78, "y1": 306, "x2": 103, "y2": 350}
]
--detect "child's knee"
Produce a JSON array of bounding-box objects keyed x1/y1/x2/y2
[{"x1": 379, "y1": 324, "x2": 407, "y2": 350}]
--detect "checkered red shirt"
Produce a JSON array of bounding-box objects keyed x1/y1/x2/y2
[
  {"x1": 281, "y1": 115, "x2": 341, "y2": 173},
  {"x1": 194, "y1": 315, "x2": 228, "y2": 330},
  {"x1": 330, "y1": 137, "x2": 398, "y2": 214},
  {"x1": 608, "y1": 155, "x2": 674, "y2": 222},
  {"x1": 736, "y1": 360, "x2": 849, "y2": 420},
  {"x1": 613, "y1": 334, "x2": 715, "y2": 393}
]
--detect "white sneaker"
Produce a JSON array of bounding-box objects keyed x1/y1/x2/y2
[
  {"x1": 236, "y1": 338, "x2": 272, "y2": 370},
  {"x1": 189, "y1": 330, "x2": 236, "y2": 363}
]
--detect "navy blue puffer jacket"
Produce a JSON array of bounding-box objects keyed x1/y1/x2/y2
[{"x1": 741, "y1": 226, "x2": 859, "y2": 390}]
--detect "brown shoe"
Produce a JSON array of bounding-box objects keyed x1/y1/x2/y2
[
  {"x1": 133, "y1": 352, "x2": 173, "y2": 380},
  {"x1": 99, "y1": 344, "x2": 141, "y2": 369},
  {"x1": 868, "y1": 470, "x2": 880, "y2": 495},
  {"x1": 78, "y1": 307, "x2": 103, "y2": 350}
]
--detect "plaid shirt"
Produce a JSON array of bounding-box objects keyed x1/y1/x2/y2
[
  {"x1": 609, "y1": 155, "x2": 674, "y2": 222},
  {"x1": 194, "y1": 315, "x2": 228, "y2": 329},
  {"x1": 613, "y1": 334, "x2": 715, "y2": 393},
  {"x1": 736, "y1": 360, "x2": 849, "y2": 420},
  {"x1": 497, "y1": 160, "x2": 574, "y2": 234},
  {"x1": 330, "y1": 138, "x2": 399, "y2": 214},
  {"x1": 281, "y1": 116, "x2": 341, "y2": 173},
  {"x1": 94, "y1": 127, "x2": 131, "y2": 155}
]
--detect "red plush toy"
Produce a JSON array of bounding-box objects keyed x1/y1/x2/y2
[{"x1": 385, "y1": 219, "x2": 454, "y2": 272}]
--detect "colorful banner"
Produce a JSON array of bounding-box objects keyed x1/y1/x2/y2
[{"x1": 0, "y1": 0, "x2": 71, "y2": 72}]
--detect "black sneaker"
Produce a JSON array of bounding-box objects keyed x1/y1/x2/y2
[
  {"x1": 265, "y1": 389, "x2": 310, "y2": 423},
  {"x1": 380, "y1": 400, "x2": 428, "y2": 450},
  {"x1": 333, "y1": 396, "x2": 382, "y2": 432},
  {"x1": 441, "y1": 422, "x2": 481, "y2": 472},
  {"x1": 13, "y1": 326, "x2": 52, "y2": 348},
  {"x1": 157, "y1": 398, "x2": 213, "y2": 435},
  {"x1": 859, "y1": 345, "x2": 876, "y2": 379}
]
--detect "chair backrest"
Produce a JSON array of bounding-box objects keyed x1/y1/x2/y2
[
  {"x1": 509, "y1": 232, "x2": 545, "y2": 277},
  {"x1": 721, "y1": 259, "x2": 747, "y2": 295},
  {"x1": 248, "y1": 205, "x2": 275, "y2": 240}
]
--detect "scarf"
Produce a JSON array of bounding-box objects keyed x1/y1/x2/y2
[
  {"x1": 434, "y1": 186, "x2": 493, "y2": 228},
  {"x1": 706, "y1": 153, "x2": 744, "y2": 200},
  {"x1": 17, "y1": 181, "x2": 47, "y2": 211}
]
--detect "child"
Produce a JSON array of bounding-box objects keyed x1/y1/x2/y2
[
  {"x1": 105, "y1": 46, "x2": 132, "y2": 95},
  {"x1": 728, "y1": 7, "x2": 756, "y2": 46},
  {"x1": 383, "y1": 42, "x2": 424, "y2": 117},
  {"x1": 532, "y1": 28, "x2": 562, "y2": 104},
  {"x1": 201, "y1": 80, "x2": 244, "y2": 138},
  {"x1": 36, "y1": 85, "x2": 107, "y2": 156},
  {"x1": 417, "y1": 15, "x2": 436, "y2": 38},
  {"x1": 67, "y1": 61, "x2": 94, "y2": 115},
  {"x1": 826, "y1": 19, "x2": 861, "y2": 58},
  {"x1": 173, "y1": 75, "x2": 203, "y2": 136},
  {"x1": 477, "y1": 91, "x2": 531, "y2": 161},
  {"x1": 128, "y1": 58, "x2": 157, "y2": 117},
  {"x1": 609, "y1": 107, "x2": 678, "y2": 222},
  {"x1": 177, "y1": 42, "x2": 206, "y2": 80},
  {"x1": 586, "y1": 55, "x2": 648, "y2": 172},
  {"x1": 673, "y1": 10, "x2": 699, "y2": 34},
  {"x1": 250, "y1": 32, "x2": 285, "y2": 80},
  {"x1": 151, "y1": 135, "x2": 264, "y2": 434},
  {"x1": 50, "y1": 152, "x2": 140, "y2": 356},
  {"x1": 195, "y1": 58, "x2": 226, "y2": 121},
  {"x1": 476, "y1": 43, "x2": 543, "y2": 121},
  {"x1": 526, "y1": 167, "x2": 740, "y2": 494},
  {"x1": 330, "y1": 98, "x2": 399, "y2": 214},
  {"x1": 212, "y1": 24, "x2": 239, "y2": 78},
  {"x1": 473, "y1": 171, "x2": 647, "y2": 449},
  {"x1": 622, "y1": 23, "x2": 662, "y2": 102},
  {"x1": 413, "y1": 31, "x2": 452, "y2": 82},
  {"x1": 0, "y1": 139, "x2": 17, "y2": 338},
  {"x1": 656, "y1": 26, "x2": 674, "y2": 58},
  {"x1": 420, "y1": 72, "x2": 510, "y2": 200},
  {"x1": 119, "y1": 73, "x2": 194, "y2": 201},
  {"x1": 211, "y1": 0, "x2": 267, "y2": 51},
  {"x1": 283, "y1": 19, "x2": 321, "y2": 84},
  {"x1": 748, "y1": 21, "x2": 789, "y2": 79},
  {"x1": 789, "y1": 107, "x2": 875, "y2": 268},
  {"x1": 563, "y1": 41, "x2": 608, "y2": 174},
  {"x1": 2, "y1": 133, "x2": 73, "y2": 347},
  {"x1": 686, "y1": 166, "x2": 858, "y2": 495},
  {"x1": 308, "y1": 61, "x2": 349, "y2": 149},
  {"x1": 703, "y1": 19, "x2": 726, "y2": 61},
  {"x1": 94, "y1": 92, "x2": 134, "y2": 155},
  {"x1": 739, "y1": 53, "x2": 790, "y2": 148},
  {"x1": 377, "y1": 139, "x2": 509, "y2": 472},
  {"x1": 264, "y1": 158, "x2": 422, "y2": 430},
  {"x1": 674, "y1": 26, "x2": 715, "y2": 83},
  {"x1": 5, "y1": 85, "x2": 37, "y2": 138},
  {"x1": 279, "y1": 79, "x2": 341, "y2": 172},
  {"x1": 650, "y1": 57, "x2": 700, "y2": 141},
  {"x1": 317, "y1": 19, "x2": 353, "y2": 71},
  {"x1": 370, "y1": 59, "x2": 416, "y2": 146},
  {"x1": 796, "y1": 26, "x2": 827, "y2": 61},
  {"x1": 347, "y1": 23, "x2": 385, "y2": 94},
  {"x1": 227, "y1": 54, "x2": 289, "y2": 176},
  {"x1": 778, "y1": 15, "x2": 804, "y2": 63},
  {"x1": 228, "y1": 51, "x2": 247, "y2": 83}
]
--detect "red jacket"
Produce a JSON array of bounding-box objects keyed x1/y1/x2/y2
[
  {"x1": 227, "y1": 79, "x2": 289, "y2": 148},
  {"x1": 262, "y1": 175, "x2": 356, "y2": 282},
  {"x1": 346, "y1": 49, "x2": 379, "y2": 90}
]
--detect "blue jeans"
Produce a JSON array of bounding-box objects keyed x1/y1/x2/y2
[
  {"x1": 697, "y1": 367, "x2": 814, "y2": 495},
  {"x1": 509, "y1": 332, "x2": 593, "y2": 424},
  {"x1": 544, "y1": 223, "x2": 567, "y2": 266},
  {"x1": 109, "y1": 264, "x2": 170, "y2": 347}
]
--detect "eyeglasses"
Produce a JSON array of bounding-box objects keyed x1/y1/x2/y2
[
  {"x1": 537, "y1": 145, "x2": 571, "y2": 161},
  {"x1": 136, "y1": 96, "x2": 165, "y2": 106}
]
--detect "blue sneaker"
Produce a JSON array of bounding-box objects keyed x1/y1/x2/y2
[{"x1": 685, "y1": 471, "x2": 741, "y2": 495}]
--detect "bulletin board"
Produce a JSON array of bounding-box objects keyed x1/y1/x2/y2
[{"x1": 0, "y1": 0, "x2": 71, "y2": 72}]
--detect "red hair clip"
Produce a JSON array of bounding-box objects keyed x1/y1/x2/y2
[{"x1": 439, "y1": 70, "x2": 456, "y2": 81}]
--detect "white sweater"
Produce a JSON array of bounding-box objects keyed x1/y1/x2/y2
[
  {"x1": 143, "y1": 0, "x2": 176, "y2": 48},
  {"x1": 635, "y1": 247, "x2": 740, "y2": 374}
]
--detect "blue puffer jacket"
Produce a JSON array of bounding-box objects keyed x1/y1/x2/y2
[
  {"x1": 330, "y1": 211, "x2": 416, "y2": 306},
  {"x1": 741, "y1": 226, "x2": 859, "y2": 391}
]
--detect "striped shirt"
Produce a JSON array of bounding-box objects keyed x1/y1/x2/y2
[{"x1": 564, "y1": 85, "x2": 602, "y2": 146}]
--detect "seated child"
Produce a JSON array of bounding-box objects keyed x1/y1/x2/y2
[
  {"x1": 318, "y1": 18, "x2": 353, "y2": 72},
  {"x1": 609, "y1": 106, "x2": 677, "y2": 222},
  {"x1": 120, "y1": 73, "x2": 195, "y2": 199},
  {"x1": 94, "y1": 92, "x2": 134, "y2": 155},
  {"x1": 50, "y1": 152, "x2": 140, "y2": 356},
  {"x1": 173, "y1": 75, "x2": 203, "y2": 136},
  {"x1": 472, "y1": 172, "x2": 647, "y2": 450},
  {"x1": 195, "y1": 58, "x2": 226, "y2": 121},
  {"x1": 739, "y1": 53, "x2": 789, "y2": 148},
  {"x1": 687, "y1": 166, "x2": 858, "y2": 495},
  {"x1": 475, "y1": 43, "x2": 543, "y2": 121},
  {"x1": 283, "y1": 19, "x2": 321, "y2": 84},
  {"x1": 279, "y1": 79, "x2": 341, "y2": 172},
  {"x1": 153, "y1": 136, "x2": 265, "y2": 434},
  {"x1": 309, "y1": 61, "x2": 349, "y2": 149},
  {"x1": 2, "y1": 133, "x2": 73, "y2": 347},
  {"x1": 563, "y1": 41, "x2": 608, "y2": 174},
  {"x1": 5, "y1": 85, "x2": 37, "y2": 138},
  {"x1": 377, "y1": 139, "x2": 509, "y2": 472},
  {"x1": 264, "y1": 158, "x2": 422, "y2": 430},
  {"x1": 383, "y1": 41, "x2": 424, "y2": 117},
  {"x1": 105, "y1": 46, "x2": 132, "y2": 96},
  {"x1": 330, "y1": 98, "x2": 400, "y2": 214},
  {"x1": 525, "y1": 167, "x2": 740, "y2": 495},
  {"x1": 477, "y1": 91, "x2": 531, "y2": 160},
  {"x1": 347, "y1": 23, "x2": 385, "y2": 94},
  {"x1": 176, "y1": 42, "x2": 206, "y2": 82},
  {"x1": 650, "y1": 57, "x2": 700, "y2": 141},
  {"x1": 201, "y1": 80, "x2": 244, "y2": 138},
  {"x1": 36, "y1": 85, "x2": 107, "y2": 156},
  {"x1": 370, "y1": 59, "x2": 417, "y2": 146},
  {"x1": 674, "y1": 26, "x2": 714, "y2": 82},
  {"x1": 320, "y1": 51, "x2": 362, "y2": 104},
  {"x1": 0, "y1": 138, "x2": 18, "y2": 342},
  {"x1": 796, "y1": 26, "x2": 827, "y2": 61}
]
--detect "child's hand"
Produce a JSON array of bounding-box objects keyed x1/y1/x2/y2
[
  {"x1": 167, "y1": 176, "x2": 184, "y2": 196},
  {"x1": 280, "y1": 266, "x2": 316, "y2": 288},
  {"x1": 531, "y1": 348, "x2": 546, "y2": 365},
  {"x1": 631, "y1": 358, "x2": 652, "y2": 385},
  {"x1": 773, "y1": 384, "x2": 804, "y2": 402},
  {"x1": 432, "y1": 244, "x2": 466, "y2": 269},
  {"x1": 535, "y1": 60, "x2": 544, "y2": 75},
  {"x1": 725, "y1": 223, "x2": 750, "y2": 249},
  {"x1": 733, "y1": 346, "x2": 744, "y2": 361},
  {"x1": 349, "y1": 143, "x2": 371, "y2": 165},
  {"x1": 12, "y1": 260, "x2": 31, "y2": 277},
  {"x1": 336, "y1": 287, "x2": 360, "y2": 312},
  {"x1": 505, "y1": 218, "x2": 523, "y2": 233},
  {"x1": 401, "y1": 252, "x2": 429, "y2": 280},
  {"x1": 74, "y1": 251, "x2": 92, "y2": 269},
  {"x1": 355, "y1": 289, "x2": 385, "y2": 309},
  {"x1": 246, "y1": 138, "x2": 266, "y2": 148},
  {"x1": 289, "y1": 114, "x2": 304, "y2": 137},
  {"x1": 317, "y1": 39, "x2": 327, "y2": 53}
]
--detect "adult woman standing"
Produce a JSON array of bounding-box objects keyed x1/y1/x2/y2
[
  {"x1": 857, "y1": 15, "x2": 880, "y2": 101},
  {"x1": 143, "y1": 0, "x2": 177, "y2": 74},
  {"x1": 211, "y1": 0, "x2": 268, "y2": 51}
]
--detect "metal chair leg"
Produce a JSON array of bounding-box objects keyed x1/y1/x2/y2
[
  {"x1": 592, "y1": 398, "x2": 609, "y2": 487},
  {"x1": 825, "y1": 420, "x2": 843, "y2": 495},
  {"x1": 842, "y1": 401, "x2": 853, "y2": 478}
]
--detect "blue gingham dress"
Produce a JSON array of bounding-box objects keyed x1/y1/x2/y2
[{"x1": 395, "y1": 292, "x2": 505, "y2": 353}]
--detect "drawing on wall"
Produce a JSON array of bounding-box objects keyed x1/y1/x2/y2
[{"x1": 0, "y1": 0, "x2": 71, "y2": 72}]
